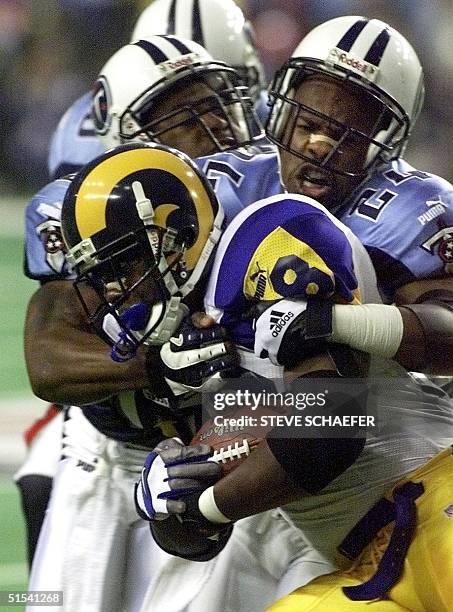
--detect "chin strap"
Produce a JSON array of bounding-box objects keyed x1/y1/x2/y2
[
  {"x1": 103, "y1": 299, "x2": 189, "y2": 362},
  {"x1": 144, "y1": 298, "x2": 189, "y2": 345}
]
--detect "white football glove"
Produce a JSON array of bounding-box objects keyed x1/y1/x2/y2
[{"x1": 134, "y1": 438, "x2": 221, "y2": 521}]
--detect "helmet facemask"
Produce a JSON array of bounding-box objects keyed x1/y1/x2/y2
[
  {"x1": 266, "y1": 60, "x2": 409, "y2": 181},
  {"x1": 119, "y1": 67, "x2": 262, "y2": 155},
  {"x1": 72, "y1": 209, "x2": 191, "y2": 361}
]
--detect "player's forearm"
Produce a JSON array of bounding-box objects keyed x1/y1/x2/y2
[
  {"x1": 25, "y1": 325, "x2": 149, "y2": 404},
  {"x1": 35, "y1": 341, "x2": 149, "y2": 405},
  {"x1": 24, "y1": 282, "x2": 150, "y2": 403},
  {"x1": 330, "y1": 277, "x2": 453, "y2": 374},
  {"x1": 207, "y1": 356, "x2": 366, "y2": 522},
  {"x1": 211, "y1": 440, "x2": 306, "y2": 521}
]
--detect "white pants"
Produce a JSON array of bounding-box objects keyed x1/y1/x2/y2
[
  {"x1": 14, "y1": 409, "x2": 64, "y2": 481},
  {"x1": 29, "y1": 407, "x2": 334, "y2": 612}
]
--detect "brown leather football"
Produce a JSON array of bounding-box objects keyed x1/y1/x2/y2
[{"x1": 190, "y1": 406, "x2": 287, "y2": 475}]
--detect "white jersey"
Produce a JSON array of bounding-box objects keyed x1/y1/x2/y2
[
  {"x1": 204, "y1": 193, "x2": 453, "y2": 564},
  {"x1": 205, "y1": 193, "x2": 380, "y2": 369},
  {"x1": 282, "y1": 361, "x2": 453, "y2": 561}
]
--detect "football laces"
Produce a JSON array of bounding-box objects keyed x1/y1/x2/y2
[{"x1": 208, "y1": 439, "x2": 252, "y2": 464}]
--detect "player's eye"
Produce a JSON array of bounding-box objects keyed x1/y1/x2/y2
[{"x1": 296, "y1": 117, "x2": 316, "y2": 132}]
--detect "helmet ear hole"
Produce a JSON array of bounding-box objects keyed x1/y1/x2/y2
[{"x1": 176, "y1": 225, "x2": 198, "y2": 249}]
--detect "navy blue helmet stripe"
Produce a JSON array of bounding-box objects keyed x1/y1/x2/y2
[
  {"x1": 162, "y1": 35, "x2": 193, "y2": 55},
  {"x1": 134, "y1": 40, "x2": 168, "y2": 64},
  {"x1": 336, "y1": 18, "x2": 368, "y2": 51},
  {"x1": 363, "y1": 28, "x2": 391, "y2": 66},
  {"x1": 167, "y1": 0, "x2": 177, "y2": 34},
  {"x1": 192, "y1": 0, "x2": 204, "y2": 47}
]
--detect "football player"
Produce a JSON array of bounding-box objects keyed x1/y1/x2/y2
[
  {"x1": 25, "y1": 35, "x2": 262, "y2": 405},
  {"x1": 24, "y1": 39, "x2": 313, "y2": 612},
  {"x1": 47, "y1": 0, "x2": 267, "y2": 181},
  {"x1": 19, "y1": 30, "x2": 262, "y2": 570},
  {"x1": 191, "y1": 15, "x2": 453, "y2": 375},
  {"x1": 27, "y1": 144, "x2": 337, "y2": 612},
  {"x1": 134, "y1": 16, "x2": 453, "y2": 609},
  {"x1": 19, "y1": 0, "x2": 268, "y2": 568},
  {"x1": 57, "y1": 142, "x2": 381, "y2": 609},
  {"x1": 135, "y1": 192, "x2": 453, "y2": 608}
]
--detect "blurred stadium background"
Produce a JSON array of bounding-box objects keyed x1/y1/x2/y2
[{"x1": 0, "y1": 0, "x2": 452, "y2": 607}]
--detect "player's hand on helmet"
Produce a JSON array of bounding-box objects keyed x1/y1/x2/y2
[
  {"x1": 134, "y1": 437, "x2": 221, "y2": 521},
  {"x1": 250, "y1": 298, "x2": 332, "y2": 368},
  {"x1": 159, "y1": 313, "x2": 240, "y2": 397}
]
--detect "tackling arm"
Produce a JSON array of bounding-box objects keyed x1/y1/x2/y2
[
  {"x1": 137, "y1": 348, "x2": 368, "y2": 559},
  {"x1": 331, "y1": 276, "x2": 453, "y2": 375},
  {"x1": 24, "y1": 281, "x2": 149, "y2": 404}
]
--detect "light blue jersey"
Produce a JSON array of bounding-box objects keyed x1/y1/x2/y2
[
  {"x1": 30, "y1": 147, "x2": 453, "y2": 299},
  {"x1": 47, "y1": 92, "x2": 103, "y2": 180},
  {"x1": 338, "y1": 158, "x2": 453, "y2": 301},
  {"x1": 24, "y1": 177, "x2": 75, "y2": 281},
  {"x1": 197, "y1": 152, "x2": 453, "y2": 302},
  {"x1": 195, "y1": 144, "x2": 281, "y2": 224}
]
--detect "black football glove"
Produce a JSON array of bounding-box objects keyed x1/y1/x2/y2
[
  {"x1": 251, "y1": 298, "x2": 332, "y2": 368},
  {"x1": 158, "y1": 317, "x2": 240, "y2": 396}
]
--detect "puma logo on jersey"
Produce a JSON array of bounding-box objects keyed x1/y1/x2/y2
[
  {"x1": 269, "y1": 310, "x2": 294, "y2": 337},
  {"x1": 417, "y1": 199, "x2": 446, "y2": 225},
  {"x1": 249, "y1": 263, "x2": 268, "y2": 301},
  {"x1": 76, "y1": 459, "x2": 96, "y2": 472}
]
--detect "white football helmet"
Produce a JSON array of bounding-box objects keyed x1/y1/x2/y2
[
  {"x1": 92, "y1": 34, "x2": 262, "y2": 153},
  {"x1": 266, "y1": 16, "x2": 425, "y2": 179},
  {"x1": 131, "y1": 0, "x2": 266, "y2": 101}
]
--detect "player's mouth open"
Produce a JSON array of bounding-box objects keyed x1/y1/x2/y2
[{"x1": 297, "y1": 169, "x2": 332, "y2": 199}]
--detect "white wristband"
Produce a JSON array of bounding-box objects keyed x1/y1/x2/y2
[
  {"x1": 331, "y1": 304, "x2": 404, "y2": 359},
  {"x1": 198, "y1": 486, "x2": 231, "y2": 524}
]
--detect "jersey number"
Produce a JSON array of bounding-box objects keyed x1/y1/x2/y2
[
  {"x1": 350, "y1": 169, "x2": 430, "y2": 221},
  {"x1": 350, "y1": 188, "x2": 397, "y2": 221},
  {"x1": 204, "y1": 160, "x2": 244, "y2": 191}
]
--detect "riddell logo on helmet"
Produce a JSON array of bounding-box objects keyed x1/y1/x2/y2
[
  {"x1": 158, "y1": 53, "x2": 200, "y2": 73},
  {"x1": 328, "y1": 48, "x2": 377, "y2": 78}
]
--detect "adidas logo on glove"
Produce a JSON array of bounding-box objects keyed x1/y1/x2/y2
[{"x1": 269, "y1": 310, "x2": 294, "y2": 337}]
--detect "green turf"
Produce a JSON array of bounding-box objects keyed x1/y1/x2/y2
[
  {"x1": 0, "y1": 477, "x2": 27, "y2": 612},
  {"x1": 0, "y1": 236, "x2": 35, "y2": 395},
  {"x1": 0, "y1": 478, "x2": 26, "y2": 566},
  {"x1": 0, "y1": 228, "x2": 33, "y2": 611}
]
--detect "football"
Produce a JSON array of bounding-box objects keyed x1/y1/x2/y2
[{"x1": 190, "y1": 406, "x2": 285, "y2": 475}]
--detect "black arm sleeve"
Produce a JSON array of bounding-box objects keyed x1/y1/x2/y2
[
  {"x1": 266, "y1": 371, "x2": 367, "y2": 493},
  {"x1": 266, "y1": 435, "x2": 366, "y2": 494}
]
